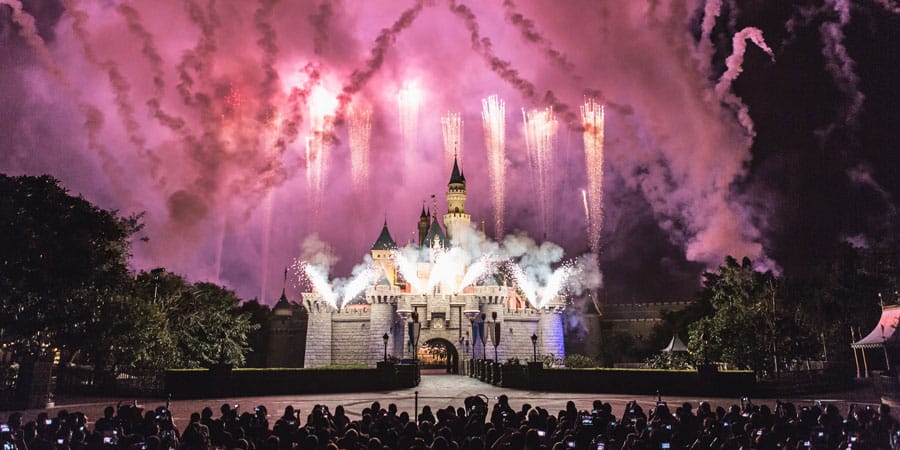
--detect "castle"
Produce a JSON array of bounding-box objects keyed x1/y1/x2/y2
[{"x1": 299, "y1": 158, "x2": 566, "y2": 369}]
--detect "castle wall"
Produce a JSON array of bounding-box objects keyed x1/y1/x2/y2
[
  {"x1": 331, "y1": 308, "x2": 373, "y2": 365},
  {"x1": 304, "y1": 301, "x2": 333, "y2": 367}
]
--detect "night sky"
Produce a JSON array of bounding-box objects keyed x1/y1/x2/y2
[{"x1": 1, "y1": 0, "x2": 898, "y2": 304}]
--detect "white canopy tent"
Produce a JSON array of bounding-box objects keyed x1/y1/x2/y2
[
  {"x1": 661, "y1": 334, "x2": 688, "y2": 353},
  {"x1": 851, "y1": 305, "x2": 900, "y2": 377}
]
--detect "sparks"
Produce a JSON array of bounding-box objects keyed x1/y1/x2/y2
[
  {"x1": 441, "y1": 112, "x2": 463, "y2": 170},
  {"x1": 481, "y1": 95, "x2": 507, "y2": 240},
  {"x1": 348, "y1": 105, "x2": 373, "y2": 196},
  {"x1": 522, "y1": 107, "x2": 558, "y2": 239},
  {"x1": 397, "y1": 81, "x2": 421, "y2": 168},
  {"x1": 580, "y1": 98, "x2": 605, "y2": 256}
]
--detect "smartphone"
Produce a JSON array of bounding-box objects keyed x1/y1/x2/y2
[
  {"x1": 567, "y1": 441, "x2": 576, "y2": 449},
  {"x1": 657, "y1": 402, "x2": 667, "y2": 408},
  {"x1": 233, "y1": 404, "x2": 239, "y2": 409},
  {"x1": 57, "y1": 438, "x2": 64, "y2": 445},
  {"x1": 665, "y1": 424, "x2": 672, "y2": 430},
  {"x1": 537, "y1": 430, "x2": 546, "y2": 437},
  {"x1": 756, "y1": 430, "x2": 763, "y2": 436},
  {"x1": 45, "y1": 419, "x2": 53, "y2": 426},
  {"x1": 0, "y1": 424, "x2": 8, "y2": 432},
  {"x1": 804, "y1": 441, "x2": 811, "y2": 447},
  {"x1": 4, "y1": 443, "x2": 14, "y2": 450},
  {"x1": 103, "y1": 437, "x2": 113, "y2": 445},
  {"x1": 597, "y1": 443, "x2": 605, "y2": 450},
  {"x1": 582, "y1": 417, "x2": 593, "y2": 426},
  {"x1": 661, "y1": 443, "x2": 671, "y2": 449},
  {"x1": 723, "y1": 422, "x2": 730, "y2": 427},
  {"x1": 817, "y1": 432, "x2": 825, "y2": 438},
  {"x1": 850, "y1": 436, "x2": 858, "y2": 443}
]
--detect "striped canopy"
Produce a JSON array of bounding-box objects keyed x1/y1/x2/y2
[{"x1": 852, "y1": 305, "x2": 900, "y2": 349}]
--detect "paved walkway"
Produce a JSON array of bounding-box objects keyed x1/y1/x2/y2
[{"x1": 1, "y1": 375, "x2": 879, "y2": 425}]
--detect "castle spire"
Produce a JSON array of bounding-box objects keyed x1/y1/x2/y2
[{"x1": 449, "y1": 156, "x2": 465, "y2": 185}]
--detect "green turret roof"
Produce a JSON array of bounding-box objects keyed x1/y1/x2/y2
[
  {"x1": 372, "y1": 220, "x2": 397, "y2": 251},
  {"x1": 424, "y1": 217, "x2": 449, "y2": 248},
  {"x1": 449, "y1": 157, "x2": 465, "y2": 185}
]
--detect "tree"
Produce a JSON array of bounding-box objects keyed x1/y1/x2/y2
[
  {"x1": 0, "y1": 174, "x2": 141, "y2": 356},
  {"x1": 687, "y1": 257, "x2": 789, "y2": 373},
  {"x1": 168, "y1": 282, "x2": 257, "y2": 367}
]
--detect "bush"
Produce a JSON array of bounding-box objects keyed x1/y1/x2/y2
[
  {"x1": 645, "y1": 352, "x2": 696, "y2": 370},
  {"x1": 564, "y1": 353, "x2": 597, "y2": 368}
]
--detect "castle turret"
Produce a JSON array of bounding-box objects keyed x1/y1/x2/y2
[
  {"x1": 371, "y1": 220, "x2": 398, "y2": 285},
  {"x1": 443, "y1": 157, "x2": 471, "y2": 241},
  {"x1": 417, "y1": 205, "x2": 431, "y2": 247},
  {"x1": 266, "y1": 287, "x2": 308, "y2": 367}
]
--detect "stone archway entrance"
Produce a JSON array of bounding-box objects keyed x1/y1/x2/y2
[{"x1": 417, "y1": 338, "x2": 460, "y2": 374}]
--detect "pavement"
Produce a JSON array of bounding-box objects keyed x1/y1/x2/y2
[{"x1": 0, "y1": 374, "x2": 882, "y2": 426}]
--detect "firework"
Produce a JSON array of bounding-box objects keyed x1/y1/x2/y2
[
  {"x1": 297, "y1": 261, "x2": 338, "y2": 308},
  {"x1": 306, "y1": 86, "x2": 337, "y2": 218},
  {"x1": 441, "y1": 112, "x2": 463, "y2": 170},
  {"x1": 397, "y1": 81, "x2": 421, "y2": 167},
  {"x1": 259, "y1": 117, "x2": 281, "y2": 302},
  {"x1": 340, "y1": 266, "x2": 378, "y2": 306},
  {"x1": 581, "y1": 189, "x2": 590, "y2": 226},
  {"x1": 509, "y1": 261, "x2": 573, "y2": 308},
  {"x1": 580, "y1": 98, "x2": 605, "y2": 255},
  {"x1": 393, "y1": 250, "x2": 426, "y2": 293},
  {"x1": 348, "y1": 105, "x2": 373, "y2": 195},
  {"x1": 522, "y1": 107, "x2": 558, "y2": 239},
  {"x1": 457, "y1": 254, "x2": 493, "y2": 293},
  {"x1": 481, "y1": 95, "x2": 507, "y2": 239}
]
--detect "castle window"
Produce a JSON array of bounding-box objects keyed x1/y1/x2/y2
[{"x1": 454, "y1": 207, "x2": 460, "y2": 213}]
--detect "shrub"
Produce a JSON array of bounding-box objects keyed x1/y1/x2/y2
[{"x1": 564, "y1": 353, "x2": 598, "y2": 368}]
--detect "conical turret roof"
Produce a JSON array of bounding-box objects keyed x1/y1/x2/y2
[
  {"x1": 424, "y1": 217, "x2": 449, "y2": 248},
  {"x1": 372, "y1": 220, "x2": 397, "y2": 250},
  {"x1": 449, "y1": 157, "x2": 465, "y2": 185}
]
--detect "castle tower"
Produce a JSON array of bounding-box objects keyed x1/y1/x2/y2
[
  {"x1": 443, "y1": 157, "x2": 471, "y2": 241},
  {"x1": 371, "y1": 221, "x2": 398, "y2": 285},
  {"x1": 266, "y1": 287, "x2": 308, "y2": 367},
  {"x1": 417, "y1": 205, "x2": 431, "y2": 247}
]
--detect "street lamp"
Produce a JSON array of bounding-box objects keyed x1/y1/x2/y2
[
  {"x1": 490, "y1": 311, "x2": 500, "y2": 363},
  {"x1": 531, "y1": 333, "x2": 538, "y2": 362},
  {"x1": 480, "y1": 313, "x2": 487, "y2": 360},
  {"x1": 397, "y1": 306, "x2": 412, "y2": 360},
  {"x1": 383, "y1": 333, "x2": 389, "y2": 362},
  {"x1": 410, "y1": 312, "x2": 422, "y2": 364}
]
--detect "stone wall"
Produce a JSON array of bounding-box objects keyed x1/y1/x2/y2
[{"x1": 304, "y1": 301, "x2": 333, "y2": 367}]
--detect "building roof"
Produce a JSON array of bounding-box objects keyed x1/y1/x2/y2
[
  {"x1": 449, "y1": 157, "x2": 465, "y2": 185},
  {"x1": 661, "y1": 334, "x2": 688, "y2": 352},
  {"x1": 852, "y1": 305, "x2": 900, "y2": 348},
  {"x1": 273, "y1": 288, "x2": 293, "y2": 316},
  {"x1": 424, "y1": 217, "x2": 449, "y2": 248},
  {"x1": 372, "y1": 220, "x2": 397, "y2": 251}
]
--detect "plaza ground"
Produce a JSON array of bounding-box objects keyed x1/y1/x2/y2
[{"x1": 0, "y1": 374, "x2": 882, "y2": 424}]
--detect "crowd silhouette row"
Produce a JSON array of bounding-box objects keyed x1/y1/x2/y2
[{"x1": 1, "y1": 396, "x2": 898, "y2": 450}]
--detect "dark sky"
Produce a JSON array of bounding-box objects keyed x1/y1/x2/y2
[{"x1": 1, "y1": 0, "x2": 897, "y2": 304}]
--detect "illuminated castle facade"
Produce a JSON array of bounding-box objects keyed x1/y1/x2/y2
[{"x1": 302, "y1": 158, "x2": 566, "y2": 368}]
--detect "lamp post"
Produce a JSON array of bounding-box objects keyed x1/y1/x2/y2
[
  {"x1": 397, "y1": 306, "x2": 412, "y2": 360},
  {"x1": 491, "y1": 311, "x2": 500, "y2": 363},
  {"x1": 383, "y1": 333, "x2": 389, "y2": 362},
  {"x1": 458, "y1": 335, "x2": 465, "y2": 374},
  {"x1": 411, "y1": 312, "x2": 421, "y2": 364},
  {"x1": 531, "y1": 333, "x2": 538, "y2": 362},
  {"x1": 480, "y1": 313, "x2": 487, "y2": 360}
]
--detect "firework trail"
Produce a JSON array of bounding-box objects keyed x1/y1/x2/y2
[
  {"x1": 348, "y1": 105, "x2": 373, "y2": 196},
  {"x1": 698, "y1": 0, "x2": 723, "y2": 70},
  {"x1": 306, "y1": 86, "x2": 337, "y2": 220},
  {"x1": 580, "y1": 99, "x2": 605, "y2": 255},
  {"x1": 522, "y1": 107, "x2": 558, "y2": 239},
  {"x1": 441, "y1": 112, "x2": 463, "y2": 170},
  {"x1": 63, "y1": 0, "x2": 158, "y2": 178},
  {"x1": 447, "y1": 1, "x2": 580, "y2": 126},
  {"x1": 340, "y1": 266, "x2": 378, "y2": 306},
  {"x1": 281, "y1": 63, "x2": 321, "y2": 146},
  {"x1": 509, "y1": 262, "x2": 574, "y2": 308},
  {"x1": 296, "y1": 262, "x2": 338, "y2": 308},
  {"x1": 581, "y1": 189, "x2": 590, "y2": 228},
  {"x1": 214, "y1": 216, "x2": 227, "y2": 284},
  {"x1": 116, "y1": 4, "x2": 165, "y2": 95},
  {"x1": 500, "y1": 0, "x2": 576, "y2": 73},
  {"x1": 259, "y1": 118, "x2": 282, "y2": 302},
  {"x1": 0, "y1": 0, "x2": 135, "y2": 201},
  {"x1": 875, "y1": 0, "x2": 900, "y2": 13},
  {"x1": 820, "y1": 0, "x2": 864, "y2": 127},
  {"x1": 715, "y1": 27, "x2": 775, "y2": 136},
  {"x1": 481, "y1": 95, "x2": 507, "y2": 240},
  {"x1": 397, "y1": 81, "x2": 421, "y2": 167},
  {"x1": 309, "y1": 1, "x2": 333, "y2": 55},
  {"x1": 337, "y1": 0, "x2": 426, "y2": 119},
  {"x1": 254, "y1": 0, "x2": 282, "y2": 122}
]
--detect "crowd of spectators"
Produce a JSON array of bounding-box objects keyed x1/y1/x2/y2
[{"x1": 1, "y1": 396, "x2": 898, "y2": 450}]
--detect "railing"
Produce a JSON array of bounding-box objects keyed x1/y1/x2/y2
[{"x1": 54, "y1": 366, "x2": 165, "y2": 397}]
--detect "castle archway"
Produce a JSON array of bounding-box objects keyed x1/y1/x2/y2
[{"x1": 417, "y1": 338, "x2": 460, "y2": 374}]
